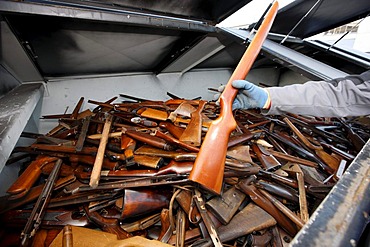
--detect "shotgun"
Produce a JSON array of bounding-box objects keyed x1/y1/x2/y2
[
  {"x1": 189, "y1": 1, "x2": 279, "y2": 194},
  {"x1": 259, "y1": 188, "x2": 305, "y2": 229},
  {"x1": 283, "y1": 114, "x2": 348, "y2": 144},
  {"x1": 262, "y1": 128, "x2": 332, "y2": 174},
  {"x1": 255, "y1": 180, "x2": 299, "y2": 203}
]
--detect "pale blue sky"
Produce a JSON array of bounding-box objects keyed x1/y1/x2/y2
[{"x1": 218, "y1": 0, "x2": 294, "y2": 28}]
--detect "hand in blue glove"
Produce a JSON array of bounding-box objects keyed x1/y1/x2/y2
[
  {"x1": 214, "y1": 80, "x2": 270, "y2": 110},
  {"x1": 231, "y1": 80, "x2": 270, "y2": 110}
]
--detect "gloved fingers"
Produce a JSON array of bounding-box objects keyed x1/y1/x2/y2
[
  {"x1": 232, "y1": 80, "x2": 254, "y2": 90},
  {"x1": 232, "y1": 101, "x2": 241, "y2": 110},
  {"x1": 232, "y1": 96, "x2": 243, "y2": 110}
]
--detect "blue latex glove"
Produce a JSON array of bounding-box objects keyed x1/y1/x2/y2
[{"x1": 231, "y1": 80, "x2": 269, "y2": 110}]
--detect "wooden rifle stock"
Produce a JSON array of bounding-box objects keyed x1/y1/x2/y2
[
  {"x1": 179, "y1": 100, "x2": 207, "y2": 146},
  {"x1": 189, "y1": 1, "x2": 279, "y2": 194},
  {"x1": 0, "y1": 175, "x2": 76, "y2": 213},
  {"x1": 7, "y1": 156, "x2": 58, "y2": 197},
  {"x1": 159, "y1": 121, "x2": 184, "y2": 139},
  {"x1": 192, "y1": 203, "x2": 277, "y2": 247},
  {"x1": 158, "y1": 209, "x2": 171, "y2": 242},
  {"x1": 115, "y1": 188, "x2": 171, "y2": 219},
  {"x1": 206, "y1": 186, "x2": 246, "y2": 225},
  {"x1": 121, "y1": 134, "x2": 136, "y2": 165}
]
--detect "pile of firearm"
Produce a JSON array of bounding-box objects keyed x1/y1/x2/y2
[{"x1": 0, "y1": 93, "x2": 368, "y2": 246}]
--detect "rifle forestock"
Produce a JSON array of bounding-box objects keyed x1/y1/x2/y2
[{"x1": 189, "y1": 1, "x2": 279, "y2": 194}]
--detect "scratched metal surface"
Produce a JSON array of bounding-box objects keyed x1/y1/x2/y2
[{"x1": 291, "y1": 139, "x2": 370, "y2": 247}]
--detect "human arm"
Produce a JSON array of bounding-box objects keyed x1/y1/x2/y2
[
  {"x1": 265, "y1": 70, "x2": 370, "y2": 117},
  {"x1": 231, "y1": 70, "x2": 370, "y2": 117}
]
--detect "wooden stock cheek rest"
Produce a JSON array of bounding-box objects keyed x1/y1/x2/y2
[{"x1": 189, "y1": 1, "x2": 279, "y2": 194}]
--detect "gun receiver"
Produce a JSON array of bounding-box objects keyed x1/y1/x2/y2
[{"x1": 189, "y1": 1, "x2": 279, "y2": 194}]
